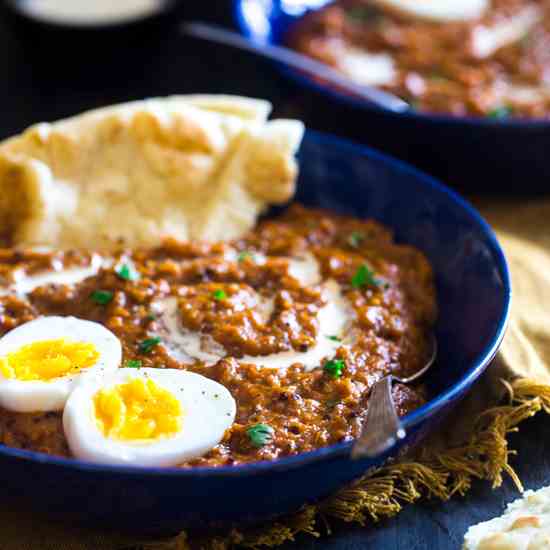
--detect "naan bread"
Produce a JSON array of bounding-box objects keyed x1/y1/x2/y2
[
  {"x1": 464, "y1": 486, "x2": 550, "y2": 550},
  {"x1": 0, "y1": 95, "x2": 304, "y2": 249}
]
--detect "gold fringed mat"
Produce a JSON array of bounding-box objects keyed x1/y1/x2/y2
[{"x1": 134, "y1": 379, "x2": 549, "y2": 550}]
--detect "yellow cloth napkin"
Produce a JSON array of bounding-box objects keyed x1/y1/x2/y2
[
  {"x1": 477, "y1": 198, "x2": 550, "y2": 387},
  {"x1": 2, "y1": 198, "x2": 550, "y2": 550}
]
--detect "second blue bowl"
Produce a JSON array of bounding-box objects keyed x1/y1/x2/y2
[{"x1": 235, "y1": 0, "x2": 550, "y2": 192}]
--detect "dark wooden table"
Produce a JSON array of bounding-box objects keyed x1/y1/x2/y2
[{"x1": 0, "y1": 2, "x2": 548, "y2": 549}]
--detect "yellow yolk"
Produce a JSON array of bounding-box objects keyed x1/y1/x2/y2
[
  {"x1": 0, "y1": 339, "x2": 99, "y2": 381},
  {"x1": 93, "y1": 378, "x2": 183, "y2": 441}
]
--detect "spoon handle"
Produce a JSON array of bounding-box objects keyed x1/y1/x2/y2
[
  {"x1": 351, "y1": 376, "x2": 406, "y2": 459},
  {"x1": 181, "y1": 22, "x2": 410, "y2": 113}
]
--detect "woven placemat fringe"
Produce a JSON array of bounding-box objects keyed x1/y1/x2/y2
[{"x1": 136, "y1": 379, "x2": 548, "y2": 550}]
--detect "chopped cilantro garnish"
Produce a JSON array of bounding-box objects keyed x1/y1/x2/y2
[
  {"x1": 346, "y1": 5, "x2": 380, "y2": 22},
  {"x1": 237, "y1": 250, "x2": 255, "y2": 262},
  {"x1": 246, "y1": 423, "x2": 274, "y2": 448},
  {"x1": 125, "y1": 359, "x2": 142, "y2": 369},
  {"x1": 138, "y1": 337, "x2": 161, "y2": 354},
  {"x1": 326, "y1": 335, "x2": 342, "y2": 342},
  {"x1": 429, "y1": 69, "x2": 447, "y2": 81},
  {"x1": 146, "y1": 312, "x2": 156, "y2": 321},
  {"x1": 213, "y1": 289, "x2": 227, "y2": 301},
  {"x1": 115, "y1": 263, "x2": 140, "y2": 281},
  {"x1": 348, "y1": 231, "x2": 365, "y2": 248},
  {"x1": 324, "y1": 359, "x2": 345, "y2": 379},
  {"x1": 487, "y1": 106, "x2": 512, "y2": 119},
  {"x1": 351, "y1": 264, "x2": 381, "y2": 289},
  {"x1": 90, "y1": 290, "x2": 113, "y2": 305}
]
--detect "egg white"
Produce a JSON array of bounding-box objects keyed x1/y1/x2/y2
[
  {"x1": 471, "y1": 5, "x2": 543, "y2": 58},
  {"x1": 372, "y1": 0, "x2": 488, "y2": 22},
  {"x1": 337, "y1": 47, "x2": 396, "y2": 88},
  {"x1": 63, "y1": 368, "x2": 236, "y2": 467},
  {"x1": 0, "y1": 316, "x2": 122, "y2": 412}
]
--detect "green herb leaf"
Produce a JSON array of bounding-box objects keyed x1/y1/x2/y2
[
  {"x1": 429, "y1": 69, "x2": 447, "y2": 81},
  {"x1": 213, "y1": 289, "x2": 227, "y2": 301},
  {"x1": 487, "y1": 106, "x2": 512, "y2": 119},
  {"x1": 237, "y1": 250, "x2": 256, "y2": 262},
  {"x1": 145, "y1": 312, "x2": 156, "y2": 321},
  {"x1": 351, "y1": 264, "x2": 381, "y2": 289},
  {"x1": 246, "y1": 423, "x2": 274, "y2": 448},
  {"x1": 90, "y1": 289, "x2": 113, "y2": 305},
  {"x1": 116, "y1": 263, "x2": 140, "y2": 281},
  {"x1": 326, "y1": 335, "x2": 342, "y2": 342},
  {"x1": 138, "y1": 337, "x2": 161, "y2": 354},
  {"x1": 346, "y1": 6, "x2": 380, "y2": 22},
  {"x1": 347, "y1": 231, "x2": 365, "y2": 249},
  {"x1": 324, "y1": 359, "x2": 345, "y2": 379},
  {"x1": 125, "y1": 359, "x2": 142, "y2": 369}
]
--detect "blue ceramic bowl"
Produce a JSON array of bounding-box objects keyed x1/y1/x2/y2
[
  {"x1": 0, "y1": 131, "x2": 510, "y2": 535},
  {"x1": 235, "y1": 0, "x2": 550, "y2": 192}
]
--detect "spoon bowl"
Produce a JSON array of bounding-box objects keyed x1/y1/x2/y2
[{"x1": 352, "y1": 334, "x2": 438, "y2": 459}]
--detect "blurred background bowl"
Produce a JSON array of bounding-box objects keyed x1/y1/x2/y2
[{"x1": 235, "y1": 0, "x2": 550, "y2": 194}]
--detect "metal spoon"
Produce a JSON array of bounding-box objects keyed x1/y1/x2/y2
[
  {"x1": 352, "y1": 334, "x2": 438, "y2": 459},
  {"x1": 181, "y1": 22, "x2": 410, "y2": 113}
]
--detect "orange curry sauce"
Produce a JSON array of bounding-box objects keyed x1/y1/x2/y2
[{"x1": 0, "y1": 205, "x2": 436, "y2": 466}]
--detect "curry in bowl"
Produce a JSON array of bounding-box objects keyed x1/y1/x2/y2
[
  {"x1": 0, "y1": 206, "x2": 435, "y2": 467},
  {"x1": 288, "y1": 0, "x2": 550, "y2": 118},
  {"x1": 0, "y1": 96, "x2": 435, "y2": 468}
]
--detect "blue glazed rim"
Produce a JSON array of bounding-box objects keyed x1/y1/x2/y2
[
  {"x1": 234, "y1": 0, "x2": 550, "y2": 129},
  {"x1": 0, "y1": 131, "x2": 511, "y2": 478}
]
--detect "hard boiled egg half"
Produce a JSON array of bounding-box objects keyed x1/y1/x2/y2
[
  {"x1": 63, "y1": 368, "x2": 236, "y2": 467},
  {"x1": 371, "y1": 0, "x2": 489, "y2": 22},
  {"x1": 0, "y1": 316, "x2": 121, "y2": 412}
]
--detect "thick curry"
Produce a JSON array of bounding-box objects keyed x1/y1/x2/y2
[
  {"x1": 0, "y1": 205, "x2": 436, "y2": 466},
  {"x1": 288, "y1": 0, "x2": 550, "y2": 118}
]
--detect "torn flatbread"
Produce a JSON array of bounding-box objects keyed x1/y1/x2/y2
[
  {"x1": 0, "y1": 95, "x2": 304, "y2": 249},
  {"x1": 464, "y1": 486, "x2": 550, "y2": 550}
]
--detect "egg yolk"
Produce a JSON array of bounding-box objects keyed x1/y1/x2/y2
[
  {"x1": 93, "y1": 378, "x2": 183, "y2": 441},
  {"x1": 0, "y1": 339, "x2": 99, "y2": 381}
]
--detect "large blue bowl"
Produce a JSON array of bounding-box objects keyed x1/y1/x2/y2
[
  {"x1": 0, "y1": 131, "x2": 510, "y2": 534},
  {"x1": 235, "y1": 0, "x2": 550, "y2": 192}
]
